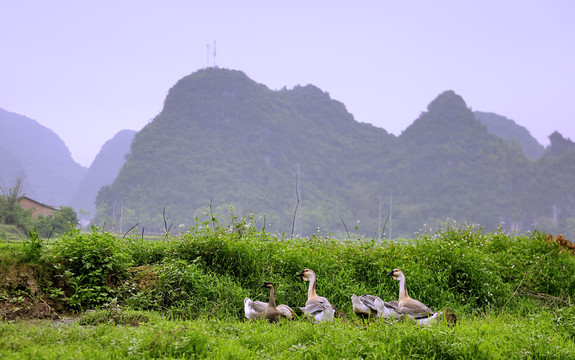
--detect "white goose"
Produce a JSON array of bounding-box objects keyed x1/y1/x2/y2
[
  {"x1": 244, "y1": 281, "x2": 295, "y2": 321},
  {"x1": 297, "y1": 268, "x2": 336, "y2": 323},
  {"x1": 387, "y1": 268, "x2": 442, "y2": 325},
  {"x1": 351, "y1": 294, "x2": 399, "y2": 319}
]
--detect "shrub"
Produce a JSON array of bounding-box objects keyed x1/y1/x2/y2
[
  {"x1": 48, "y1": 226, "x2": 132, "y2": 310},
  {"x1": 20, "y1": 227, "x2": 44, "y2": 263},
  {"x1": 125, "y1": 258, "x2": 246, "y2": 319}
]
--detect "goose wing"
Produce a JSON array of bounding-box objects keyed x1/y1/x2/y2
[
  {"x1": 358, "y1": 294, "x2": 382, "y2": 311},
  {"x1": 352, "y1": 294, "x2": 381, "y2": 318},
  {"x1": 244, "y1": 298, "x2": 267, "y2": 319},
  {"x1": 375, "y1": 298, "x2": 400, "y2": 318},
  {"x1": 276, "y1": 304, "x2": 295, "y2": 320},
  {"x1": 384, "y1": 300, "x2": 399, "y2": 311},
  {"x1": 399, "y1": 299, "x2": 433, "y2": 318},
  {"x1": 304, "y1": 298, "x2": 331, "y2": 315},
  {"x1": 303, "y1": 296, "x2": 335, "y2": 322}
]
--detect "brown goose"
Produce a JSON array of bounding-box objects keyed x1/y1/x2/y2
[
  {"x1": 297, "y1": 268, "x2": 335, "y2": 322},
  {"x1": 243, "y1": 281, "x2": 294, "y2": 321},
  {"x1": 261, "y1": 281, "x2": 295, "y2": 321}
]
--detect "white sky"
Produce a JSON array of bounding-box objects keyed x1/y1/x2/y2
[{"x1": 1, "y1": 1, "x2": 574, "y2": 167}]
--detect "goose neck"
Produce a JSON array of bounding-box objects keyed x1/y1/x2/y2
[
  {"x1": 307, "y1": 275, "x2": 318, "y2": 299},
  {"x1": 268, "y1": 286, "x2": 277, "y2": 308},
  {"x1": 398, "y1": 275, "x2": 409, "y2": 300}
]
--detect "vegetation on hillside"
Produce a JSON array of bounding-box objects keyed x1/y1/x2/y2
[
  {"x1": 92, "y1": 68, "x2": 575, "y2": 240},
  {"x1": 474, "y1": 111, "x2": 545, "y2": 159}
]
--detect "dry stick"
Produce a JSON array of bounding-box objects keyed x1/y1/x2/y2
[
  {"x1": 520, "y1": 289, "x2": 570, "y2": 306},
  {"x1": 381, "y1": 212, "x2": 390, "y2": 242},
  {"x1": 123, "y1": 223, "x2": 138, "y2": 238},
  {"x1": 291, "y1": 173, "x2": 300, "y2": 240},
  {"x1": 47, "y1": 227, "x2": 55, "y2": 244},
  {"x1": 208, "y1": 197, "x2": 216, "y2": 232},
  {"x1": 499, "y1": 251, "x2": 552, "y2": 315},
  {"x1": 162, "y1": 207, "x2": 172, "y2": 235},
  {"x1": 340, "y1": 215, "x2": 350, "y2": 239},
  {"x1": 162, "y1": 207, "x2": 168, "y2": 234}
]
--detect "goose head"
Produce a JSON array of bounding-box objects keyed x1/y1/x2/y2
[
  {"x1": 387, "y1": 268, "x2": 404, "y2": 281},
  {"x1": 297, "y1": 268, "x2": 316, "y2": 282},
  {"x1": 260, "y1": 281, "x2": 274, "y2": 289}
]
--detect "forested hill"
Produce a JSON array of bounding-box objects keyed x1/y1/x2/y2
[
  {"x1": 95, "y1": 68, "x2": 394, "y2": 234},
  {"x1": 70, "y1": 129, "x2": 136, "y2": 224},
  {"x1": 474, "y1": 111, "x2": 545, "y2": 159},
  {"x1": 93, "y1": 68, "x2": 575, "y2": 239}
]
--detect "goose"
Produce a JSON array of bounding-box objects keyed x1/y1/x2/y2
[
  {"x1": 244, "y1": 282, "x2": 295, "y2": 321},
  {"x1": 297, "y1": 268, "x2": 335, "y2": 323},
  {"x1": 351, "y1": 294, "x2": 399, "y2": 319},
  {"x1": 386, "y1": 301, "x2": 458, "y2": 326},
  {"x1": 260, "y1": 281, "x2": 295, "y2": 321},
  {"x1": 387, "y1": 268, "x2": 435, "y2": 320}
]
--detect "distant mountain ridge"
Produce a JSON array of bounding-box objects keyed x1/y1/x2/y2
[
  {"x1": 93, "y1": 68, "x2": 575, "y2": 239},
  {"x1": 474, "y1": 111, "x2": 544, "y2": 159},
  {"x1": 0, "y1": 108, "x2": 86, "y2": 206},
  {"x1": 70, "y1": 129, "x2": 136, "y2": 224},
  {"x1": 0, "y1": 108, "x2": 134, "y2": 220},
  {"x1": 2, "y1": 68, "x2": 574, "y2": 240}
]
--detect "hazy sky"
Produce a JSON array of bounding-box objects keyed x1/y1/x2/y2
[{"x1": 2, "y1": 1, "x2": 574, "y2": 167}]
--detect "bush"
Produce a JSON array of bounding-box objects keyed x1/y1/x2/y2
[
  {"x1": 48, "y1": 226, "x2": 132, "y2": 311},
  {"x1": 125, "y1": 259, "x2": 246, "y2": 319},
  {"x1": 20, "y1": 227, "x2": 44, "y2": 263}
]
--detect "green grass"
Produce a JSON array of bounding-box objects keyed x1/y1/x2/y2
[
  {"x1": 1, "y1": 218, "x2": 575, "y2": 358},
  {"x1": 1, "y1": 309, "x2": 575, "y2": 359}
]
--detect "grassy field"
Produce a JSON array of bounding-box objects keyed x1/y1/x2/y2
[
  {"x1": 2, "y1": 310, "x2": 575, "y2": 359},
  {"x1": 1, "y1": 218, "x2": 575, "y2": 359}
]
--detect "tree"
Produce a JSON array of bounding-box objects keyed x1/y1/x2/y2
[
  {"x1": 0, "y1": 176, "x2": 32, "y2": 231},
  {"x1": 35, "y1": 207, "x2": 79, "y2": 238}
]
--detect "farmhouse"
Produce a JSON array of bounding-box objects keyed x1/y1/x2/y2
[{"x1": 18, "y1": 197, "x2": 58, "y2": 218}]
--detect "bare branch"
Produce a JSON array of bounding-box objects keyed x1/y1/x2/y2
[
  {"x1": 208, "y1": 197, "x2": 216, "y2": 232},
  {"x1": 381, "y1": 212, "x2": 390, "y2": 242},
  {"x1": 123, "y1": 223, "x2": 139, "y2": 238},
  {"x1": 291, "y1": 172, "x2": 300, "y2": 239},
  {"x1": 162, "y1": 207, "x2": 170, "y2": 236},
  {"x1": 340, "y1": 215, "x2": 350, "y2": 240}
]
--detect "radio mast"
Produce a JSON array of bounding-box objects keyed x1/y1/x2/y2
[{"x1": 212, "y1": 40, "x2": 217, "y2": 67}]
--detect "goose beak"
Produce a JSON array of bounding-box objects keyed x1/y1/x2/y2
[
  {"x1": 296, "y1": 270, "x2": 305, "y2": 277},
  {"x1": 386, "y1": 270, "x2": 394, "y2": 277}
]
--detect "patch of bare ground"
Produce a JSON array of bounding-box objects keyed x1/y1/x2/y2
[{"x1": 0, "y1": 264, "x2": 68, "y2": 321}]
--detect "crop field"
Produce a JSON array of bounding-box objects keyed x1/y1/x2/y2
[{"x1": 1, "y1": 218, "x2": 575, "y2": 359}]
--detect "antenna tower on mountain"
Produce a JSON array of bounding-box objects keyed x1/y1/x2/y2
[
  {"x1": 205, "y1": 40, "x2": 217, "y2": 68},
  {"x1": 212, "y1": 40, "x2": 217, "y2": 67}
]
